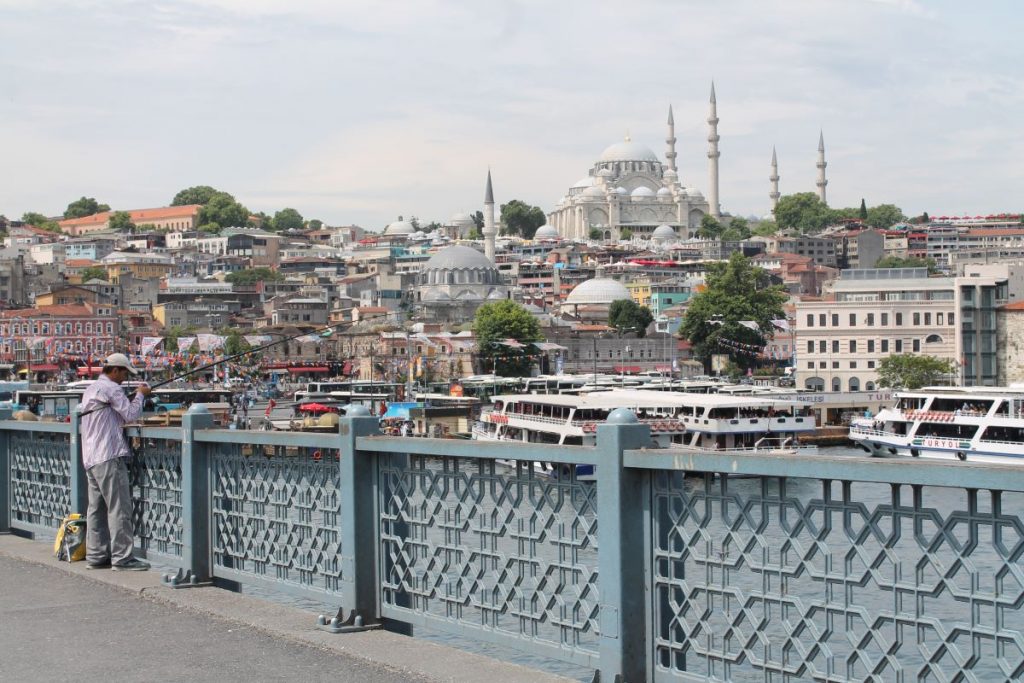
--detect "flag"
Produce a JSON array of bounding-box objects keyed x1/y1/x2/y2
[
  {"x1": 140, "y1": 337, "x2": 163, "y2": 356},
  {"x1": 738, "y1": 321, "x2": 760, "y2": 331},
  {"x1": 771, "y1": 319, "x2": 790, "y2": 332},
  {"x1": 178, "y1": 337, "x2": 197, "y2": 353},
  {"x1": 245, "y1": 335, "x2": 273, "y2": 346},
  {"x1": 197, "y1": 334, "x2": 226, "y2": 352}
]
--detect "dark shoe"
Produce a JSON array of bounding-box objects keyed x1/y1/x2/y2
[
  {"x1": 111, "y1": 558, "x2": 150, "y2": 571},
  {"x1": 86, "y1": 561, "x2": 111, "y2": 570}
]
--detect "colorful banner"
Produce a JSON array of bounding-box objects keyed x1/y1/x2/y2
[
  {"x1": 178, "y1": 337, "x2": 197, "y2": 353},
  {"x1": 196, "y1": 334, "x2": 225, "y2": 352},
  {"x1": 140, "y1": 336, "x2": 163, "y2": 356},
  {"x1": 296, "y1": 334, "x2": 321, "y2": 344},
  {"x1": 244, "y1": 335, "x2": 273, "y2": 347}
]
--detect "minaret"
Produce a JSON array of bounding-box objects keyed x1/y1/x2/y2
[
  {"x1": 816, "y1": 131, "x2": 828, "y2": 205},
  {"x1": 769, "y1": 146, "x2": 780, "y2": 214},
  {"x1": 707, "y1": 82, "x2": 721, "y2": 218},
  {"x1": 665, "y1": 104, "x2": 677, "y2": 172},
  {"x1": 483, "y1": 169, "x2": 496, "y2": 261}
]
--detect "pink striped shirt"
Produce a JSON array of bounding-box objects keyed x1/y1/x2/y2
[{"x1": 79, "y1": 374, "x2": 145, "y2": 469}]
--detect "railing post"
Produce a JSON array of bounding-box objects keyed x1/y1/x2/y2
[
  {"x1": 0, "y1": 408, "x2": 11, "y2": 532},
  {"x1": 170, "y1": 404, "x2": 214, "y2": 586},
  {"x1": 69, "y1": 409, "x2": 89, "y2": 515},
  {"x1": 595, "y1": 409, "x2": 651, "y2": 683},
  {"x1": 336, "y1": 405, "x2": 382, "y2": 626}
]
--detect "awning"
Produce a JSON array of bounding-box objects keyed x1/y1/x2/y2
[
  {"x1": 612, "y1": 365, "x2": 642, "y2": 373},
  {"x1": 382, "y1": 402, "x2": 419, "y2": 420},
  {"x1": 77, "y1": 366, "x2": 103, "y2": 376},
  {"x1": 532, "y1": 342, "x2": 567, "y2": 351},
  {"x1": 288, "y1": 366, "x2": 330, "y2": 374},
  {"x1": 30, "y1": 364, "x2": 60, "y2": 372}
]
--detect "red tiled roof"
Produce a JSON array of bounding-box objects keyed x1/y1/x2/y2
[
  {"x1": 1000, "y1": 301, "x2": 1024, "y2": 311},
  {"x1": 1, "y1": 304, "x2": 101, "y2": 318},
  {"x1": 65, "y1": 259, "x2": 98, "y2": 267},
  {"x1": 58, "y1": 205, "x2": 201, "y2": 228}
]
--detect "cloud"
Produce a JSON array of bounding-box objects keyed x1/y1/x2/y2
[{"x1": 0, "y1": 0, "x2": 1021, "y2": 224}]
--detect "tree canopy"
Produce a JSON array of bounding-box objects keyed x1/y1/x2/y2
[
  {"x1": 773, "y1": 193, "x2": 834, "y2": 234},
  {"x1": 875, "y1": 255, "x2": 939, "y2": 274},
  {"x1": 307, "y1": 219, "x2": 323, "y2": 230},
  {"x1": 21, "y1": 212, "x2": 61, "y2": 233},
  {"x1": 271, "y1": 207, "x2": 304, "y2": 232},
  {"x1": 608, "y1": 299, "x2": 654, "y2": 338},
  {"x1": 697, "y1": 214, "x2": 722, "y2": 239},
  {"x1": 720, "y1": 216, "x2": 751, "y2": 242},
  {"x1": 865, "y1": 203, "x2": 906, "y2": 229},
  {"x1": 471, "y1": 210, "x2": 484, "y2": 230},
  {"x1": 589, "y1": 228, "x2": 603, "y2": 241},
  {"x1": 877, "y1": 354, "x2": 953, "y2": 390},
  {"x1": 223, "y1": 329, "x2": 251, "y2": 356},
  {"x1": 499, "y1": 200, "x2": 546, "y2": 239},
  {"x1": 752, "y1": 220, "x2": 778, "y2": 236},
  {"x1": 678, "y1": 252, "x2": 787, "y2": 370},
  {"x1": 225, "y1": 267, "x2": 284, "y2": 285},
  {"x1": 79, "y1": 265, "x2": 108, "y2": 282},
  {"x1": 64, "y1": 196, "x2": 110, "y2": 219},
  {"x1": 198, "y1": 192, "x2": 249, "y2": 229},
  {"x1": 108, "y1": 210, "x2": 135, "y2": 233},
  {"x1": 473, "y1": 300, "x2": 541, "y2": 377},
  {"x1": 172, "y1": 186, "x2": 222, "y2": 206}
]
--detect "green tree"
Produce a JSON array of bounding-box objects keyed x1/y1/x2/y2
[
  {"x1": 875, "y1": 255, "x2": 939, "y2": 274},
  {"x1": 678, "y1": 252, "x2": 787, "y2": 370},
  {"x1": 499, "y1": 199, "x2": 546, "y2": 239},
  {"x1": 589, "y1": 228, "x2": 603, "y2": 240},
  {"x1": 620, "y1": 228, "x2": 634, "y2": 240},
  {"x1": 752, "y1": 220, "x2": 778, "y2": 236},
  {"x1": 64, "y1": 196, "x2": 110, "y2": 219},
  {"x1": 608, "y1": 299, "x2": 654, "y2": 338},
  {"x1": 172, "y1": 185, "x2": 221, "y2": 206},
  {"x1": 271, "y1": 207, "x2": 304, "y2": 232},
  {"x1": 471, "y1": 210, "x2": 484, "y2": 230},
  {"x1": 307, "y1": 219, "x2": 323, "y2": 230},
  {"x1": 108, "y1": 210, "x2": 135, "y2": 233},
  {"x1": 79, "y1": 265, "x2": 108, "y2": 282},
  {"x1": 162, "y1": 325, "x2": 194, "y2": 351},
  {"x1": 225, "y1": 267, "x2": 284, "y2": 285},
  {"x1": 922, "y1": 211, "x2": 930, "y2": 223},
  {"x1": 773, "y1": 192, "x2": 834, "y2": 234},
  {"x1": 697, "y1": 214, "x2": 723, "y2": 239},
  {"x1": 468, "y1": 228, "x2": 481, "y2": 240},
  {"x1": 21, "y1": 212, "x2": 50, "y2": 226},
  {"x1": 223, "y1": 329, "x2": 251, "y2": 355},
  {"x1": 473, "y1": 300, "x2": 541, "y2": 377},
  {"x1": 198, "y1": 192, "x2": 249, "y2": 228},
  {"x1": 865, "y1": 203, "x2": 906, "y2": 229},
  {"x1": 720, "y1": 216, "x2": 751, "y2": 242},
  {"x1": 877, "y1": 354, "x2": 954, "y2": 390},
  {"x1": 198, "y1": 223, "x2": 222, "y2": 235},
  {"x1": 859, "y1": 198, "x2": 868, "y2": 220}
]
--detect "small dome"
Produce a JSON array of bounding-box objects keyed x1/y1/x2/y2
[
  {"x1": 652, "y1": 224, "x2": 677, "y2": 239},
  {"x1": 597, "y1": 168, "x2": 614, "y2": 178},
  {"x1": 582, "y1": 186, "x2": 606, "y2": 198},
  {"x1": 663, "y1": 168, "x2": 678, "y2": 179},
  {"x1": 572, "y1": 176, "x2": 596, "y2": 189},
  {"x1": 599, "y1": 138, "x2": 659, "y2": 162},
  {"x1": 656, "y1": 187, "x2": 672, "y2": 197},
  {"x1": 385, "y1": 219, "x2": 415, "y2": 235},
  {"x1": 450, "y1": 212, "x2": 474, "y2": 226},
  {"x1": 686, "y1": 187, "x2": 705, "y2": 200},
  {"x1": 615, "y1": 186, "x2": 628, "y2": 195},
  {"x1": 534, "y1": 225, "x2": 559, "y2": 240},
  {"x1": 631, "y1": 186, "x2": 656, "y2": 198},
  {"x1": 565, "y1": 277, "x2": 631, "y2": 305},
  {"x1": 422, "y1": 245, "x2": 495, "y2": 271}
]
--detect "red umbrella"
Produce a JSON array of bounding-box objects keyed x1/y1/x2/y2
[{"x1": 299, "y1": 402, "x2": 335, "y2": 413}]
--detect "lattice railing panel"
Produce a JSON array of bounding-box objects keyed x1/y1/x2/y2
[
  {"x1": 129, "y1": 437, "x2": 183, "y2": 557},
  {"x1": 9, "y1": 431, "x2": 71, "y2": 531},
  {"x1": 651, "y1": 472, "x2": 1024, "y2": 682},
  {"x1": 211, "y1": 442, "x2": 343, "y2": 596},
  {"x1": 378, "y1": 455, "x2": 599, "y2": 660}
]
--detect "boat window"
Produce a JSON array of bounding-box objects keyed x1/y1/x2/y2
[
  {"x1": 915, "y1": 422, "x2": 979, "y2": 439},
  {"x1": 980, "y1": 426, "x2": 1024, "y2": 443}
]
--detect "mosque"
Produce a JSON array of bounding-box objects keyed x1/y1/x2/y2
[{"x1": 546, "y1": 84, "x2": 724, "y2": 241}]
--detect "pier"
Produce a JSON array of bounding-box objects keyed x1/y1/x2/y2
[{"x1": 2, "y1": 405, "x2": 1023, "y2": 682}]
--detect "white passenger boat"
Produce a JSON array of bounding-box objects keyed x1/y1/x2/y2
[
  {"x1": 474, "y1": 389, "x2": 818, "y2": 477},
  {"x1": 849, "y1": 386, "x2": 1024, "y2": 465}
]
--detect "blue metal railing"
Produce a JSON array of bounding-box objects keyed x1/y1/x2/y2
[{"x1": 2, "y1": 406, "x2": 1023, "y2": 682}]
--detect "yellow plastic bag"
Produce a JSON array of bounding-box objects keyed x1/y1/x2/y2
[{"x1": 54, "y1": 514, "x2": 87, "y2": 562}]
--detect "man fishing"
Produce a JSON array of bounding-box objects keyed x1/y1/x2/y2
[{"x1": 78, "y1": 353, "x2": 152, "y2": 570}]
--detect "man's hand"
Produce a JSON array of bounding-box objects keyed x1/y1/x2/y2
[{"x1": 137, "y1": 383, "x2": 153, "y2": 397}]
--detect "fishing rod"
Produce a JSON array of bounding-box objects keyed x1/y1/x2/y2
[{"x1": 78, "y1": 322, "x2": 346, "y2": 418}]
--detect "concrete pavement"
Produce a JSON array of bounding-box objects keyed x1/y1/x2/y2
[{"x1": 0, "y1": 535, "x2": 576, "y2": 683}]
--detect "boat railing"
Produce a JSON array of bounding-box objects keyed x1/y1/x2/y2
[
  {"x1": 976, "y1": 437, "x2": 1024, "y2": 447},
  {"x1": 849, "y1": 425, "x2": 903, "y2": 438}
]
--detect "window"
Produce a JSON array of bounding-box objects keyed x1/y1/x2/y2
[
  {"x1": 849, "y1": 340, "x2": 857, "y2": 353},
  {"x1": 867, "y1": 340, "x2": 875, "y2": 352},
  {"x1": 85, "y1": 323, "x2": 92, "y2": 334},
  {"x1": 807, "y1": 361, "x2": 814, "y2": 369},
  {"x1": 819, "y1": 340, "x2": 826, "y2": 353},
  {"x1": 819, "y1": 314, "x2": 826, "y2": 327},
  {"x1": 831, "y1": 313, "x2": 839, "y2": 327},
  {"x1": 925, "y1": 334, "x2": 942, "y2": 343},
  {"x1": 868, "y1": 360, "x2": 875, "y2": 368},
  {"x1": 896, "y1": 313, "x2": 903, "y2": 326},
  {"x1": 832, "y1": 361, "x2": 839, "y2": 369},
  {"x1": 881, "y1": 313, "x2": 889, "y2": 326},
  {"x1": 949, "y1": 313, "x2": 955, "y2": 326},
  {"x1": 107, "y1": 323, "x2": 113, "y2": 334},
  {"x1": 912, "y1": 339, "x2": 920, "y2": 352},
  {"x1": 882, "y1": 339, "x2": 889, "y2": 352},
  {"x1": 806, "y1": 314, "x2": 814, "y2": 329},
  {"x1": 937, "y1": 313, "x2": 944, "y2": 325},
  {"x1": 913, "y1": 312, "x2": 920, "y2": 325},
  {"x1": 866, "y1": 313, "x2": 874, "y2": 326},
  {"x1": 849, "y1": 313, "x2": 856, "y2": 326},
  {"x1": 895, "y1": 340, "x2": 903, "y2": 352},
  {"x1": 850, "y1": 361, "x2": 858, "y2": 369},
  {"x1": 925, "y1": 312, "x2": 931, "y2": 325},
  {"x1": 807, "y1": 340, "x2": 814, "y2": 353},
  {"x1": 819, "y1": 361, "x2": 826, "y2": 369}
]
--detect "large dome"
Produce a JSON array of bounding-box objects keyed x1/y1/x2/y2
[
  {"x1": 423, "y1": 245, "x2": 495, "y2": 271},
  {"x1": 652, "y1": 224, "x2": 677, "y2": 240},
  {"x1": 384, "y1": 219, "x2": 415, "y2": 236},
  {"x1": 534, "y1": 225, "x2": 559, "y2": 240},
  {"x1": 565, "y1": 277, "x2": 631, "y2": 305},
  {"x1": 450, "y1": 212, "x2": 474, "y2": 226},
  {"x1": 599, "y1": 138, "x2": 659, "y2": 162}
]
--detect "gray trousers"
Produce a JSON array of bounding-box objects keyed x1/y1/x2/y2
[{"x1": 85, "y1": 457, "x2": 135, "y2": 565}]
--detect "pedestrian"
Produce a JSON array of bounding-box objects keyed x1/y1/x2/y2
[{"x1": 78, "y1": 353, "x2": 152, "y2": 571}]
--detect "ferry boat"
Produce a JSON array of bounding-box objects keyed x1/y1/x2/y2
[
  {"x1": 849, "y1": 386, "x2": 1024, "y2": 465},
  {"x1": 475, "y1": 389, "x2": 818, "y2": 455}
]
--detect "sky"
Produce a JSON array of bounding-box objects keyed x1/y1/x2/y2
[{"x1": 1, "y1": 0, "x2": 1022, "y2": 230}]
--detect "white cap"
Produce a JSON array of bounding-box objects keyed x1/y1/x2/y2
[{"x1": 104, "y1": 353, "x2": 139, "y2": 375}]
